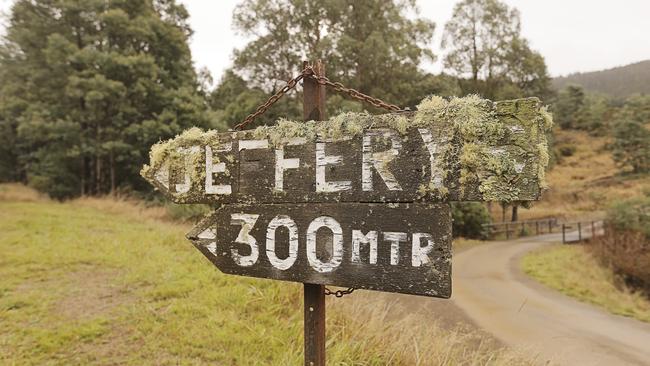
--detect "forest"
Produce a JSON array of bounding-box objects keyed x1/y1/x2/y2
[{"x1": 0, "y1": 0, "x2": 647, "y2": 201}]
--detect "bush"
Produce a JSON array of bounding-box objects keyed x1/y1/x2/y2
[
  {"x1": 607, "y1": 196, "x2": 650, "y2": 237},
  {"x1": 611, "y1": 120, "x2": 650, "y2": 174},
  {"x1": 589, "y1": 197, "x2": 650, "y2": 293},
  {"x1": 451, "y1": 202, "x2": 491, "y2": 239},
  {"x1": 558, "y1": 145, "x2": 576, "y2": 157}
]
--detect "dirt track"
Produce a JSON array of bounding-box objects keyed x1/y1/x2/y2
[{"x1": 453, "y1": 233, "x2": 650, "y2": 365}]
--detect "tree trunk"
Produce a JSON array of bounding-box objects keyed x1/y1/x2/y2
[
  {"x1": 110, "y1": 150, "x2": 116, "y2": 197},
  {"x1": 501, "y1": 203, "x2": 507, "y2": 222},
  {"x1": 511, "y1": 205, "x2": 518, "y2": 222},
  {"x1": 80, "y1": 158, "x2": 86, "y2": 196},
  {"x1": 95, "y1": 154, "x2": 101, "y2": 195},
  {"x1": 95, "y1": 122, "x2": 102, "y2": 195}
]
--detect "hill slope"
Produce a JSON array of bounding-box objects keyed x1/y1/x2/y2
[
  {"x1": 516, "y1": 129, "x2": 650, "y2": 221},
  {"x1": 553, "y1": 60, "x2": 650, "y2": 97}
]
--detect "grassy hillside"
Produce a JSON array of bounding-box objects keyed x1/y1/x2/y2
[
  {"x1": 0, "y1": 184, "x2": 533, "y2": 365},
  {"x1": 553, "y1": 60, "x2": 650, "y2": 97},
  {"x1": 516, "y1": 129, "x2": 650, "y2": 221}
]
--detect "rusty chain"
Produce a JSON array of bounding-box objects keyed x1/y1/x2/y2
[
  {"x1": 234, "y1": 65, "x2": 403, "y2": 298},
  {"x1": 233, "y1": 72, "x2": 307, "y2": 130},
  {"x1": 324, "y1": 287, "x2": 355, "y2": 298},
  {"x1": 234, "y1": 65, "x2": 405, "y2": 130}
]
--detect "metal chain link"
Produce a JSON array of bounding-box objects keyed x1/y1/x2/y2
[
  {"x1": 310, "y1": 73, "x2": 403, "y2": 113},
  {"x1": 233, "y1": 72, "x2": 307, "y2": 130},
  {"x1": 324, "y1": 287, "x2": 355, "y2": 298},
  {"x1": 234, "y1": 65, "x2": 405, "y2": 130},
  {"x1": 233, "y1": 64, "x2": 404, "y2": 298}
]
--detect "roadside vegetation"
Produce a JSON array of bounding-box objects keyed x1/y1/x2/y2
[
  {"x1": 0, "y1": 184, "x2": 534, "y2": 365},
  {"x1": 522, "y1": 244, "x2": 650, "y2": 323}
]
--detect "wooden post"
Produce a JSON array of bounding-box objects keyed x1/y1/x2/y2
[
  {"x1": 548, "y1": 220, "x2": 552, "y2": 234},
  {"x1": 591, "y1": 221, "x2": 595, "y2": 238},
  {"x1": 536, "y1": 221, "x2": 540, "y2": 235},
  {"x1": 303, "y1": 60, "x2": 326, "y2": 366},
  {"x1": 505, "y1": 223, "x2": 510, "y2": 240},
  {"x1": 578, "y1": 222, "x2": 582, "y2": 242},
  {"x1": 562, "y1": 224, "x2": 566, "y2": 244}
]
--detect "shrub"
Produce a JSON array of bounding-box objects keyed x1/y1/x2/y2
[
  {"x1": 606, "y1": 196, "x2": 650, "y2": 237},
  {"x1": 588, "y1": 196, "x2": 650, "y2": 293},
  {"x1": 611, "y1": 120, "x2": 650, "y2": 174},
  {"x1": 452, "y1": 202, "x2": 491, "y2": 239},
  {"x1": 558, "y1": 145, "x2": 576, "y2": 157}
]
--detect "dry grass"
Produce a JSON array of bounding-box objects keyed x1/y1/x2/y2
[
  {"x1": 453, "y1": 238, "x2": 487, "y2": 252},
  {"x1": 73, "y1": 196, "x2": 173, "y2": 223},
  {"x1": 329, "y1": 298, "x2": 537, "y2": 366},
  {"x1": 522, "y1": 244, "x2": 650, "y2": 323},
  {"x1": 0, "y1": 183, "x2": 47, "y2": 202},
  {"x1": 509, "y1": 129, "x2": 650, "y2": 221}
]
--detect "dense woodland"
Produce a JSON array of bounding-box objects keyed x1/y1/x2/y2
[
  {"x1": 0, "y1": 0, "x2": 648, "y2": 202},
  {"x1": 553, "y1": 60, "x2": 650, "y2": 98}
]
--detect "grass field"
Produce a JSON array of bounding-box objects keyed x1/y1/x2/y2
[
  {"x1": 521, "y1": 244, "x2": 650, "y2": 323},
  {"x1": 0, "y1": 184, "x2": 534, "y2": 365}
]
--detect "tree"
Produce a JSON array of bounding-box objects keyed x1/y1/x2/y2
[
  {"x1": 553, "y1": 85, "x2": 585, "y2": 129},
  {"x1": 225, "y1": 0, "x2": 437, "y2": 127},
  {"x1": 0, "y1": 0, "x2": 215, "y2": 198},
  {"x1": 612, "y1": 120, "x2": 650, "y2": 174},
  {"x1": 209, "y1": 69, "x2": 301, "y2": 128},
  {"x1": 501, "y1": 38, "x2": 552, "y2": 100},
  {"x1": 442, "y1": 0, "x2": 551, "y2": 100},
  {"x1": 452, "y1": 202, "x2": 491, "y2": 239}
]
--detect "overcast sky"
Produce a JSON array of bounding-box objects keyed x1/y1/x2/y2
[{"x1": 2, "y1": 0, "x2": 650, "y2": 84}]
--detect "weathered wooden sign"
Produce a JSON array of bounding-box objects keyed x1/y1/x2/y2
[
  {"x1": 142, "y1": 95, "x2": 552, "y2": 299},
  {"x1": 141, "y1": 96, "x2": 552, "y2": 205},
  {"x1": 187, "y1": 203, "x2": 452, "y2": 297}
]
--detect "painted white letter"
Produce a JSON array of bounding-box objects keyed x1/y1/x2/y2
[
  {"x1": 412, "y1": 233, "x2": 435, "y2": 267},
  {"x1": 316, "y1": 142, "x2": 351, "y2": 192},
  {"x1": 205, "y1": 144, "x2": 232, "y2": 195},
  {"x1": 266, "y1": 215, "x2": 299, "y2": 270},
  {"x1": 362, "y1": 130, "x2": 402, "y2": 191},
  {"x1": 274, "y1": 138, "x2": 305, "y2": 192},
  {"x1": 418, "y1": 128, "x2": 444, "y2": 189},
  {"x1": 383, "y1": 232, "x2": 407, "y2": 265},
  {"x1": 351, "y1": 230, "x2": 378, "y2": 264},
  {"x1": 175, "y1": 146, "x2": 200, "y2": 194},
  {"x1": 239, "y1": 139, "x2": 269, "y2": 151},
  {"x1": 306, "y1": 216, "x2": 343, "y2": 272},
  {"x1": 230, "y1": 213, "x2": 260, "y2": 267}
]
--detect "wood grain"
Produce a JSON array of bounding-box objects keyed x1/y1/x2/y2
[{"x1": 186, "y1": 203, "x2": 452, "y2": 298}]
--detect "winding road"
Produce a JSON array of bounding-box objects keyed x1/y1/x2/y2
[{"x1": 453, "y1": 232, "x2": 650, "y2": 365}]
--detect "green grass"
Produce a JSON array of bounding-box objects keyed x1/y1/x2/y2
[
  {"x1": 0, "y1": 186, "x2": 535, "y2": 365},
  {"x1": 521, "y1": 244, "x2": 650, "y2": 323}
]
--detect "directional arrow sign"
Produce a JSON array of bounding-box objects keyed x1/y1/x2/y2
[
  {"x1": 143, "y1": 95, "x2": 553, "y2": 300},
  {"x1": 187, "y1": 203, "x2": 452, "y2": 298},
  {"x1": 141, "y1": 97, "x2": 551, "y2": 205}
]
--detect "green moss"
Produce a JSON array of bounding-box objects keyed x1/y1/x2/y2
[{"x1": 141, "y1": 95, "x2": 553, "y2": 203}]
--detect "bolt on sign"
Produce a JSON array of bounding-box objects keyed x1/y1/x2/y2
[{"x1": 142, "y1": 95, "x2": 552, "y2": 298}]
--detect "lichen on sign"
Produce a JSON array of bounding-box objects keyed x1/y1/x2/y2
[{"x1": 141, "y1": 95, "x2": 552, "y2": 204}]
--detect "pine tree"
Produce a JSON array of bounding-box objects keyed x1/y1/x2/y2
[{"x1": 0, "y1": 0, "x2": 216, "y2": 198}]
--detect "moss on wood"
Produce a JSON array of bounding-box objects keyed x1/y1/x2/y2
[{"x1": 141, "y1": 95, "x2": 553, "y2": 203}]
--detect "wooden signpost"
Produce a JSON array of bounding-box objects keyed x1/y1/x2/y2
[
  {"x1": 141, "y1": 60, "x2": 551, "y2": 365},
  {"x1": 187, "y1": 203, "x2": 452, "y2": 297}
]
